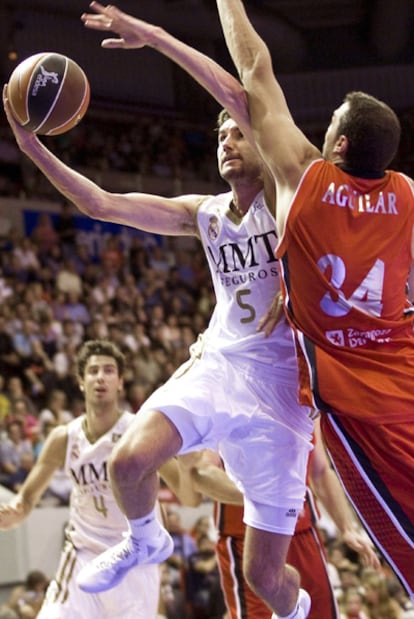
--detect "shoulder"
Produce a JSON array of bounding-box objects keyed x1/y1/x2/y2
[{"x1": 394, "y1": 171, "x2": 414, "y2": 195}]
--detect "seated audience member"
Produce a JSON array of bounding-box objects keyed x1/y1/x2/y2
[
  {"x1": 6, "y1": 570, "x2": 48, "y2": 619},
  {"x1": 38, "y1": 389, "x2": 73, "y2": 435},
  {"x1": 185, "y1": 533, "x2": 226, "y2": 619},
  {"x1": 361, "y1": 569, "x2": 402, "y2": 619},
  {"x1": 339, "y1": 587, "x2": 369, "y2": 619},
  {"x1": 0, "y1": 419, "x2": 34, "y2": 491}
]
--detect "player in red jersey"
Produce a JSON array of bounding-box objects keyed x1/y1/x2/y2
[
  {"x1": 162, "y1": 418, "x2": 378, "y2": 619},
  {"x1": 211, "y1": 0, "x2": 414, "y2": 606}
]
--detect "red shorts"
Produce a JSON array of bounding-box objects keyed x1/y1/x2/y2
[{"x1": 321, "y1": 413, "x2": 414, "y2": 599}]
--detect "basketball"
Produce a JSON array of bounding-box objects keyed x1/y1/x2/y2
[{"x1": 7, "y1": 52, "x2": 90, "y2": 136}]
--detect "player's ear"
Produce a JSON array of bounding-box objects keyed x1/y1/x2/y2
[{"x1": 333, "y1": 134, "x2": 348, "y2": 155}]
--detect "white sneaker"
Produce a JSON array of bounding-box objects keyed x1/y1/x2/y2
[
  {"x1": 271, "y1": 589, "x2": 311, "y2": 619},
  {"x1": 76, "y1": 528, "x2": 173, "y2": 593}
]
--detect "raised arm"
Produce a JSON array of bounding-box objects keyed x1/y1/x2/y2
[
  {"x1": 0, "y1": 425, "x2": 67, "y2": 530},
  {"x1": 215, "y1": 0, "x2": 320, "y2": 208},
  {"x1": 81, "y1": 2, "x2": 254, "y2": 147},
  {"x1": 2, "y1": 87, "x2": 200, "y2": 236}
]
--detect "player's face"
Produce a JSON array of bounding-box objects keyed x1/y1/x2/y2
[
  {"x1": 322, "y1": 102, "x2": 348, "y2": 160},
  {"x1": 80, "y1": 355, "x2": 122, "y2": 406},
  {"x1": 217, "y1": 118, "x2": 262, "y2": 182}
]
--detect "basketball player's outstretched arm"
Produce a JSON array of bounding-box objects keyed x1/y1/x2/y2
[
  {"x1": 215, "y1": 0, "x2": 319, "y2": 226},
  {"x1": 0, "y1": 426, "x2": 67, "y2": 530},
  {"x1": 3, "y1": 87, "x2": 202, "y2": 236},
  {"x1": 81, "y1": 2, "x2": 254, "y2": 148}
]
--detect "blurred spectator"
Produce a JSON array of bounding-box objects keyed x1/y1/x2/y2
[
  {"x1": 166, "y1": 508, "x2": 197, "y2": 573},
  {"x1": 0, "y1": 374, "x2": 11, "y2": 423},
  {"x1": 387, "y1": 577, "x2": 414, "y2": 618},
  {"x1": 362, "y1": 569, "x2": 402, "y2": 619},
  {"x1": 5, "y1": 376, "x2": 36, "y2": 414},
  {"x1": 56, "y1": 259, "x2": 83, "y2": 297},
  {"x1": 0, "y1": 419, "x2": 34, "y2": 492},
  {"x1": 6, "y1": 570, "x2": 48, "y2": 618},
  {"x1": 0, "y1": 316, "x2": 20, "y2": 378},
  {"x1": 30, "y1": 212, "x2": 59, "y2": 257},
  {"x1": 12, "y1": 318, "x2": 39, "y2": 366},
  {"x1": 7, "y1": 398, "x2": 39, "y2": 442},
  {"x1": 38, "y1": 389, "x2": 73, "y2": 435},
  {"x1": 10, "y1": 238, "x2": 41, "y2": 283},
  {"x1": 185, "y1": 534, "x2": 226, "y2": 619},
  {"x1": 339, "y1": 587, "x2": 369, "y2": 619},
  {"x1": 54, "y1": 201, "x2": 77, "y2": 256}
]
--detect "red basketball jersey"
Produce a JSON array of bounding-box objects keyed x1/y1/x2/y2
[{"x1": 277, "y1": 160, "x2": 414, "y2": 423}]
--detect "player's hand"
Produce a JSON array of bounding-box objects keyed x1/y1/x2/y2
[
  {"x1": 2, "y1": 85, "x2": 37, "y2": 151},
  {"x1": 0, "y1": 497, "x2": 26, "y2": 530},
  {"x1": 257, "y1": 291, "x2": 284, "y2": 337},
  {"x1": 341, "y1": 528, "x2": 381, "y2": 569},
  {"x1": 81, "y1": 2, "x2": 155, "y2": 50}
]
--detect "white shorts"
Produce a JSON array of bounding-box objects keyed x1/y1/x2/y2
[
  {"x1": 142, "y1": 347, "x2": 314, "y2": 534},
  {"x1": 37, "y1": 539, "x2": 160, "y2": 619}
]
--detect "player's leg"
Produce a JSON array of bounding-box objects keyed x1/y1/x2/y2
[
  {"x1": 244, "y1": 525, "x2": 310, "y2": 619},
  {"x1": 77, "y1": 409, "x2": 181, "y2": 593},
  {"x1": 109, "y1": 407, "x2": 182, "y2": 517},
  {"x1": 287, "y1": 527, "x2": 339, "y2": 619},
  {"x1": 216, "y1": 534, "x2": 272, "y2": 618}
]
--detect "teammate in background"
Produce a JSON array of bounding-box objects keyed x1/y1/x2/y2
[
  {"x1": 0, "y1": 340, "x2": 160, "y2": 619},
  {"x1": 162, "y1": 417, "x2": 378, "y2": 619},
  {"x1": 4, "y1": 15, "x2": 315, "y2": 617}
]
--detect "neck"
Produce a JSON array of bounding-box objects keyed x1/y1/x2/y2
[
  {"x1": 230, "y1": 183, "x2": 262, "y2": 216},
  {"x1": 83, "y1": 405, "x2": 121, "y2": 443}
]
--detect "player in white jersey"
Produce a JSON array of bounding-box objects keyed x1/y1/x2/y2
[
  {"x1": 5, "y1": 53, "x2": 314, "y2": 618},
  {"x1": 0, "y1": 340, "x2": 160, "y2": 619}
]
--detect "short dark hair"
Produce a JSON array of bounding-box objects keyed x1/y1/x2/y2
[
  {"x1": 337, "y1": 91, "x2": 401, "y2": 173},
  {"x1": 75, "y1": 340, "x2": 125, "y2": 379},
  {"x1": 217, "y1": 109, "x2": 231, "y2": 130}
]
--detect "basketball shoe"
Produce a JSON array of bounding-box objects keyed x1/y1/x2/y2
[
  {"x1": 271, "y1": 589, "x2": 311, "y2": 619},
  {"x1": 77, "y1": 527, "x2": 174, "y2": 593}
]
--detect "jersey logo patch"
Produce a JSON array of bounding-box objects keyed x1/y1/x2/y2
[
  {"x1": 208, "y1": 215, "x2": 219, "y2": 241},
  {"x1": 325, "y1": 330, "x2": 345, "y2": 346}
]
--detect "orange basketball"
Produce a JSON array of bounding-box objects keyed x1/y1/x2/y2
[{"x1": 7, "y1": 52, "x2": 90, "y2": 136}]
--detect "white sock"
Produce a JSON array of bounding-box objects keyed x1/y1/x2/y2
[
  {"x1": 272, "y1": 599, "x2": 304, "y2": 619},
  {"x1": 128, "y1": 508, "x2": 162, "y2": 540}
]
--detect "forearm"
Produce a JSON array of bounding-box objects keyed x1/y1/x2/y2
[
  {"x1": 145, "y1": 25, "x2": 253, "y2": 144},
  {"x1": 191, "y1": 465, "x2": 243, "y2": 505},
  {"x1": 14, "y1": 133, "x2": 108, "y2": 220},
  {"x1": 312, "y1": 469, "x2": 356, "y2": 535},
  {"x1": 159, "y1": 458, "x2": 203, "y2": 508},
  {"x1": 216, "y1": 0, "x2": 293, "y2": 125},
  {"x1": 216, "y1": 0, "x2": 267, "y2": 80}
]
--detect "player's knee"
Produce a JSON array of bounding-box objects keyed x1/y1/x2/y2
[{"x1": 109, "y1": 438, "x2": 151, "y2": 485}]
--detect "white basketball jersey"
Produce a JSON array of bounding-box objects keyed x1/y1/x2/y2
[
  {"x1": 64, "y1": 412, "x2": 134, "y2": 554},
  {"x1": 197, "y1": 191, "x2": 297, "y2": 374}
]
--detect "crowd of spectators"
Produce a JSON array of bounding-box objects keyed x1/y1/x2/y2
[
  {"x1": 1, "y1": 105, "x2": 414, "y2": 618},
  {"x1": 0, "y1": 195, "x2": 215, "y2": 496}
]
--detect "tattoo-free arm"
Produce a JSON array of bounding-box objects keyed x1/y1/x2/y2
[{"x1": 310, "y1": 419, "x2": 380, "y2": 569}]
